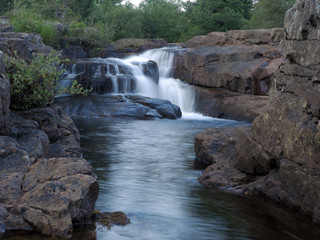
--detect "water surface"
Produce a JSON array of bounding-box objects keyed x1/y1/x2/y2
[{"x1": 74, "y1": 116, "x2": 320, "y2": 240}]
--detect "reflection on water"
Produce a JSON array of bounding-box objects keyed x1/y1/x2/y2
[{"x1": 73, "y1": 117, "x2": 320, "y2": 240}]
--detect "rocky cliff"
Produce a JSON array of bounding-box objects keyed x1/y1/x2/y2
[
  {"x1": 197, "y1": 0, "x2": 320, "y2": 222},
  {"x1": 174, "y1": 29, "x2": 284, "y2": 95}
]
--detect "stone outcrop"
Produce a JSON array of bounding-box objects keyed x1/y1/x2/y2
[
  {"x1": 0, "y1": 51, "x2": 10, "y2": 135},
  {"x1": 0, "y1": 105, "x2": 99, "y2": 238},
  {"x1": 174, "y1": 29, "x2": 284, "y2": 95},
  {"x1": 55, "y1": 95, "x2": 182, "y2": 120},
  {"x1": 0, "y1": 32, "x2": 52, "y2": 61},
  {"x1": 194, "y1": 86, "x2": 269, "y2": 122},
  {"x1": 183, "y1": 28, "x2": 284, "y2": 48},
  {"x1": 197, "y1": 0, "x2": 320, "y2": 222}
]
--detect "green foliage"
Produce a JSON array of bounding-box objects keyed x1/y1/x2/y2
[
  {"x1": 5, "y1": 51, "x2": 63, "y2": 111},
  {"x1": 248, "y1": 0, "x2": 295, "y2": 29},
  {"x1": 5, "y1": 51, "x2": 91, "y2": 111},
  {"x1": 7, "y1": 8, "x2": 57, "y2": 46},
  {"x1": 0, "y1": 0, "x2": 14, "y2": 14},
  {"x1": 184, "y1": 0, "x2": 252, "y2": 36},
  {"x1": 140, "y1": 0, "x2": 185, "y2": 42},
  {"x1": 64, "y1": 80, "x2": 92, "y2": 96}
]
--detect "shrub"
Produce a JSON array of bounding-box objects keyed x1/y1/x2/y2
[{"x1": 5, "y1": 51, "x2": 91, "y2": 111}]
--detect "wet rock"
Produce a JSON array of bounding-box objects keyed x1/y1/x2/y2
[
  {"x1": 142, "y1": 60, "x2": 159, "y2": 84},
  {"x1": 92, "y1": 211, "x2": 130, "y2": 229},
  {"x1": 55, "y1": 95, "x2": 182, "y2": 120}
]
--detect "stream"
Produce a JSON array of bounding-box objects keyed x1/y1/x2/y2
[{"x1": 73, "y1": 116, "x2": 320, "y2": 240}]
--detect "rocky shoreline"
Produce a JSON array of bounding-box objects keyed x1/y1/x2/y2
[{"x1": 196, "y1": 0, "x2": 320, "y2": 222}]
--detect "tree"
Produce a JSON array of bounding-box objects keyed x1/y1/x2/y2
[
  {"x1": 139, "y1": 0, "x2": 185, "y2": 42},
  {"x1": 248, "y1": 0, "x2": 295, "y2": 29},
  {"x1": 184, "y1": 0, "x2": 252, "y2": 35}
]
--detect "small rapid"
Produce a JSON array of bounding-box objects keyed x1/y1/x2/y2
[{"x1": 60, "y1": 47, "x2": 197, "y2": 115}]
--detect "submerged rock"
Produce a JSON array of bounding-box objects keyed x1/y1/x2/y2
[
  {"x1": 197, "y1": 0, "x2": 320, "y2": 222},
  {"x1": 55, "y1": 95, "x2": 182, "y2": 120}
]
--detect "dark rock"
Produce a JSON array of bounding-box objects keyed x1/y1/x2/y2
[
  {"x1": 11, "y1": 105, "x2": 81, "y2": 158},
  {"x1": 0, "y1": 136, "x2": 30, "y2": 204},
  {"x1": 62, "y1": 58, "x2": 138, "y2": 94},
  {"x1": 142, "y1": 60, "x2": 159, "y2": 84},
  {"x1": 0, "y1": 17, "x2": 12, "y2": 33},
  {"x1": 0, "y1": 33, "x2": 52, "y2": 61},
  {"x1": 174, "y1": 45, "x2": 283, "y2": 95},
  {"x1": 55, "y1": 95, "x2": 182, "y2": 120},
  {"x1": 16, "y1": 128, "x2": 50, "y2": 160},
  {"x1": 193, "y1": 86, "x2": 268, "y2": 122},
  {"x1": 0, "y1": 51, "x2": 10, "y2": 135},
  {"x1": 196, "y1": 127, "x2": 248, "y2": 188},
  {"x1": 62, "y1": 45, "x2": 88, "y2": 59}
]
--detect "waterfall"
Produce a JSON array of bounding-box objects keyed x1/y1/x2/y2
[
  {"x1": 127, "y1": 48, "x2": 196, "y2": 113},
  {"x1": 59, "y1": 47, "x2": 197, "y2": 114}
]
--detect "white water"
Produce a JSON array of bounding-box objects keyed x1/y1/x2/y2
[
  {"x1": 127, "y1": 48, "x2": 196, "y2": 113},
  {"x1": 60, "y1": 47, "x2": 197, "y2": 114}
]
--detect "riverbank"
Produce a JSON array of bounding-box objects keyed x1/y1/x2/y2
[{"x1": 195, "y1": 0, "x2": 320, "y2": 223}]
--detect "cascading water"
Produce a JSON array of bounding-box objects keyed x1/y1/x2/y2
[
  {"x1": 130, "y1": 48, "x2": 196, "y2": 113},
  {"x1": 59, "y1": 47, "x2": 197, "y2": 114}
]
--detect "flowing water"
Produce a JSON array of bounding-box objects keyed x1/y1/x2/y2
[{"x1": 74, "y1": 116, "x2": 320, "y2": 240}]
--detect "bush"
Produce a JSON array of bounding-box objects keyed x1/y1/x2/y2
[{"x1": 5, "y1": 51, "x2": 91, "y2": 111}]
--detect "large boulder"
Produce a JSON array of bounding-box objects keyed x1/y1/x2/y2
[
  {"x1": 0, "y1": 106, "x2": 99, "y2": 237},
  {"x1": 10, "y1": 105, "x2": 81, "y2": 158},
  {"x1": 55, "y1": 95, "x2": 182, "y2": 120},
  {"x1": 197, "y1": 0, "x2": 320, "y2": 222},
  {"x1": 193, "y1": 86, "x2": 268, "y2": 122},
  {"x1": 174, "y1": 45, "x2": 283, "y2": 95},
  {"x1": 0, "y1": 32, "x2": 52, "y2": 61},
  {"x1": 0, "y1": 51, "x2": 10, "y2": 135}
]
